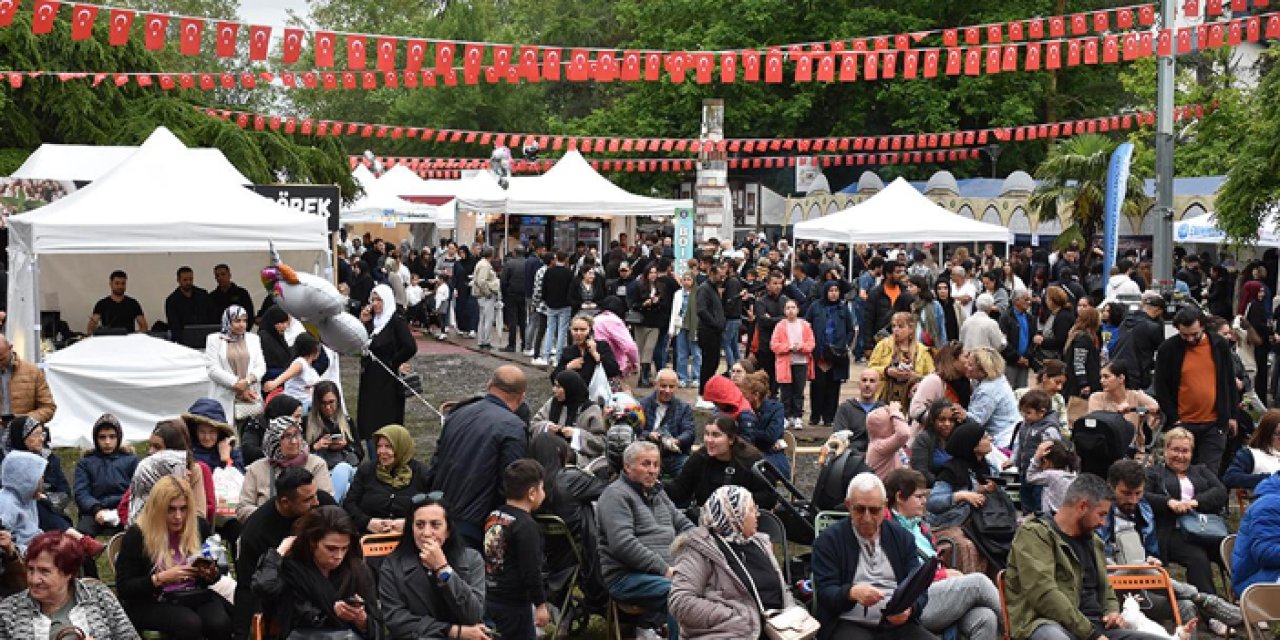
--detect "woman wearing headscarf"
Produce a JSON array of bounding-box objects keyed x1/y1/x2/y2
[
  {"x1": 357, "y1": 284, "x2": 418, "y2": 455},
  {"x1": 669, "y1": 485, "x2": 796, "y2": 640},
  {"x1": 925, "y1": 420, "x2": 999, "y2": 575},
  {"x1": 204, "y1": 304, "x2": 266, "y2": 429},
  {"x1": 1240, "y1": 279, "x2": 1272, "y2": 398},
  {"x1": 257, "y1": 305, "x2": 294, "y2": 383},
  {"x1": 118, "y1": 422, "x2": 214, "y2": 526},
  {"x1": 531, "y1": 370, "x2": 606, "y2": 467},
  {"x1": 805, "y1": 280, "x2": 856, "y2": 427},
  {"x1": 237, "y1": 415, "x2": 332, "y2": 522},
  {"x1": 344, "y1": 424, "x2": 431, "y2": 535},
  {"x1": 122, "y1": 450, "x2": 193, "y2": 527}
]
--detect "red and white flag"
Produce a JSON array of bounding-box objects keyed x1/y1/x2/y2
[
  {"x1": 215, "y1": 22, "x2": 239, "y2": 58},
  {"x1": 107, "y1": 9, "x2": 133, "y2": 46},
  {"x1": 249, "y1": 25, "x2": 271, "y2": 60},
  {"x1": 179, "y1": 18, "x2": 204, "y2": 56},
  {"x1": 70, "y1": 5, "x2": 99, "y2": 41},
  {"x1": 144, "y1": 14, "x2": 168, "y2": 50},
  {"x1": 31, "y1": 0, "x2": 60, "y2": 35}
]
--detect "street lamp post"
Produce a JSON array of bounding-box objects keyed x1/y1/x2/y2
[{"x1": 981, "y1": 143, "x2": 1003, "y2": 179}]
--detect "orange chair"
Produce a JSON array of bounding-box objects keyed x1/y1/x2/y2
[
  {"x1": 996, "y1": 571, "x2": 1011, "y2": 640},
  {"x1": 1106, "y1": 564, "x2": 1182, "y2": 627},
  {"x1": 360, "y1": 532, "x2": 400, "y2": 558}
]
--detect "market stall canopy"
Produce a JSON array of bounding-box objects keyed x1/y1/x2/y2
[
  {"x1": 351, "y1": 164, "x2": 377, "y2": 192},
  {"x1": 10, "y1": 142, "x2": 250, "y2": 185},
  {"x1": 453, "y1": 169, "x2": 515, "y2": 214},
  {"x1": 1174, "y1": 211, "x2": 1280, "y2": 247},
  {"x1": 44, "y1": 334, "x2": 210, "y2": 447},
  {"x1": 792, "y1": 177, "x2": 1012, "y2": 244},
  {"x1": 377, "y1": 164, "x2": 430, "y2": 195}
]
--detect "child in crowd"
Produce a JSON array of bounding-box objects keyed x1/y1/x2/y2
[
  {"x1": 431, "y1": 274, "x2": 453, "y2": 340},
  {"x1": 1010, "y1": 390, "x2": 1062, "y2": 514},
  {"x1": 263, "y1": 332, "x2": 321, "y2": 411},
  {"x1": 405, "y1": 273, "x2": 425, "y2": 327},
  {"x1": 484, "y1": 459, "x2": 550, "y2": 640},
  {"x1": 1026, "y1": 439, "x2": 1080, "y2": 515}
]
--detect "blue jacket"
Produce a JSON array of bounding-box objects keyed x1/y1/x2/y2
[
  {"x1": 425, "y1": 394, "x2": 528, "y2": 528},
  {"x1": 73, "y1": 449, "x2": 138, "y2": 514},
  {"x1": 638, "y1": 392, "x2": 695, "y2": 476},
  {"x1": 0, "y1": 451, "x2": 47, "y2": 550},
  {"x1": 1097, "y1": 499, "x2": 1160, "y2": 561},
  {"x1": 753, "y1": 399, "x2": 791, "y2": 480},
  {"x1": 1224, "y1": 448, "x2": 1273, "y2": 491},
  {"x1": 1233, "y1": 472, "x2": 1280, "y2": 597},
  {"x1": 812, "y1": 517, "x2": 927, "y2": 640},
  {"x1": 805, "y1": 294, "x2": 857, "y2": 382}
]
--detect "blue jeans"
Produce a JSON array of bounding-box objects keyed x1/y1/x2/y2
[
  {"x1": 721, "y1": 318, "x2": 742, "y2": 368},
  {"x1": 542, "y1": 307, "x2": 571, "y2": 359},
  {"x1": 654, "y1": 326, "x2": 671, "y2": 369},
  {"x1": 330, "y1": 462, "x2": 355, "y2": 504},
  {"x1": 674, "y1": 330, "x2": 702, "y2": 385},
  {"x1": 608, "y1": 573, "x2": 678, "y2": 640},
  {"x1": 852, "y1": 300, "x2": 867, "y2": 355}
]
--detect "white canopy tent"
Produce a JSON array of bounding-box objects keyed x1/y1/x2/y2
[
  {"x1": 44, "y1": 335, "x2": 210, "y2": 447},
  {"x1": 1174, "y1": 211, "x2": 1280, "y2": 247},
  {"x1": 7, "y1": 127, "x2": 330, "y2": 362},
  {"x1": 11, "y1": 142, "x2": 251, "y2": 185},
  {"x1": 792, "y1": 177, "x2": 1012, "y2": 244}
]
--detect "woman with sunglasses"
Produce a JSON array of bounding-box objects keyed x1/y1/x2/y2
[{"x1": 379, "y1": 493, "x2": 489, "y2": 640}]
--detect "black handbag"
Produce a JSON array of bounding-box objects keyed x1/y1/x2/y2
[
  {"x1": 398, "y1": 370, "x2": 422, "y2": 398},
  {"x1": 161, "y1": 586, "x2": 213, "y2": 608}
]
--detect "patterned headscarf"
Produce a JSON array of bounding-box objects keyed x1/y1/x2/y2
[
  {"x1": 4, "y1": 415, "x2": 47, "y2": 458},
  {"x1": 221, "y1": 305, "x2": 248, "y2": 342},
  {"x1": 127, "y1": 450, "x2": 189, "y2": 525},
  {"x1": 264, "y1": 415, "x2": 310, "y2": 468},
  {"x1": 699, "y1": 485, "x2": 756, "y2": 545}
]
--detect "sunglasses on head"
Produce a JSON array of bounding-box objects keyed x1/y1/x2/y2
[{"x1": 410, "y1": 491, "x2": 445, "y2": 507}]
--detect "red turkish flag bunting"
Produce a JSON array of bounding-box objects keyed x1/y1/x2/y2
[
  {"x1": 315, "y1": 32, "x2": 337, "y2": 67},
  {"x1": 519, "y1": 46, "x2": 540, "y2": 81},
  {"x1": 721, "y1": 52, "x2": 737, "y2": 83},
  {"x1": 463, "y1": 44, "x2": 485, "y2": 84},
  {"x1": 32, "y1": 1, "x2": 59, "y2": 34},
  {"x1": 618, "y1": 50, "x2": 639, "y2": 81},
  {"x1": 347, "y1": 35, "x2": 368, "y2": 69},
  {"x1": 1046, "y1": 42, "x2": 1061, "y2": 69},
  {"x1": 542, "y1": 48, "x2": 562, "y2": 81},
  {"x1": 1001, "y1": 45, "x2": 1017, "y2": 71},
  {"x1": 665, "y1": 52, "x2": 687, "y2": 83},
  {"x1": 1234, "y1": 0, "x2": 1249, "y2": 9},
  {"x1": 692, "y1": 52, "x2": 712, "y2": 83},
  {"x1": 1268, "y1": 16, "x2": 1280, "y2": 39},
  {"x1": 1103, "y1": 36, "x2": 1119, "y2": 63},
  {"x1": 965, "y1": 48, "x2": 982, "y2": 75},
  {"x1": 179, "y1": 18, "x2": 204, "y2": 56},
  {"x1": 566, "y1": 49, "x2": 589, "y2": 82},
  {"x1": 405, "y1": 40, "x2": 427, "y2": 72},
  {"x1": 1207, "y1": 23, "x2": 1224, "y2": 48},
  {"x1": 1071, "y1": 13, "x2": 1088, "y2": 35},
  {"x1": 376, "y1": 38, "x2": 397, "y2": 72},
  {"x1": 1027, "y1": 18, "x2": 1044, "y2": 39},
  {"x1": 435, "y1": 42, "x2": 456, "y2": 74},
  {"x1": 816, "y1": 52, "x2": 835, "y2": 81},
  {"x1": 839, "y1": 52, "x2": 858, "y2": 81},
  {"x1": 249, "y1": 26, "x2": 271, "y2": 60},
  {"x1": 902, "y1": 50, "x2": 919, "y2": 78},
  {"x1": 964, "y1": 27, "x2": 980, "y2": 45},
  {"x1": 943, "y1": 29, "x2": 958, "y2": 47},
  {"x1": 1207, "y1": 0, "x2": 1222, "y2": 16},
  {"x1": 1184, "y1": 0, "x2": 1199, "y2": 17},
  {"x1": 1177, "y1": 28, "x2": 1192, "y2": 54},
  {"x1": 108, "y1": 9, "x2": 133, "y2": 46},
  {"x1": 1067, "y1": 40, "x2": 1082, "y2": 66},
  {"x1": 282, "y1": 28, "x2": 303, "y2": 63},
  {"x1": 215, "y1": 22, "x2": 238, "y2": 57},
  {"x1": 1138, "y1": 32, "x2": 1154, "y2": 57},
  {"x1": 0, "y1": 0, "x2": 18, "y2": 28},
  {"x1": 794, "y1": 51, "x2": 813, "y2": 82},
  {"x1": 741, "y1": 50, "x2": 760, "y2": 81},
  {"x1": 70, "y1": 5, "x2": 98, "y2": 41},
  {"x1": 984, "y1": 25, "x2": 1002, "y2": 44},
  {"x1": 765, "y1": 49, "x2": 783, "y2": 83},
  {"x1": 923, "y1": 49, "x2": 940, "y2": 78},
  {"x1": 945, "y1": 49, "x2": 962, "y2": 75},
  {"x1": 1157, "y1": 30, "x2": 1173, "y2": 56},
  {"x1": 984, "y1": 47, "x2": 1001, "y2": 74},
  {"x1": 1230, "y1": 20, "x2": 1244, "y2": 45},
  {"x1": 1117, "y1": 9, "x2": 1134, "y2": 29},
  {"x1": 1093, "y1": 11, "x2": 1108, "y2": 32},
  {"x1": 1123, "y1": 33, "x2": 1138, "y2": 60},
  {"x1": 863, "y1": 51, "x2": 878, "y2": 80},
  {"x1": 1025, "y1": 43, "x2": 1041, "y2": 70},
  {"x1": 1008, "y1": 21, "x2": 1024, "y2": 41}
]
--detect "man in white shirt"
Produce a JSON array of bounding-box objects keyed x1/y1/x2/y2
[{"x1": 959, "y1": 294, "x2": 1007, "y2": 353}]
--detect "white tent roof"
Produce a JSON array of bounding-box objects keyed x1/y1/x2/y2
[
  {"x1": 1174, "y1": 211, "x2": 1280, "y2": 247},
  {"x1": 11, "y1": 142, "x2": 251, "y2": 185},
  {"x1": 9, "y1": 128, "x2": 328, "y2": 254},
  {"x1": 378, "y1": 164, "x2": 430, "y2": 195},
  {"x1": 351, "y1": 164, "x2": 377, "y2": 192},
  {"x1": 454, "y1": 151, "x2": 691, "y2": 216},
  {"x1": 45, "y1": 334, "x2": 210, "y2": 447},
  {"x1": 793, "y1": 177, "x2": 1011, "y2": 244}
]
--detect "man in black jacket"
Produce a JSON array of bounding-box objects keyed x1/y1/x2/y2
[
  {"x1": 753, "y1": 272, "x2": 790, "y2": 395},
  {"x1": 1153, "y1": 306, "x2": 1238, "y2": 472},
  {"x1": 865, "y1": 260, "x2": 914, "y2": 344},
  {"x1": 696, "y1": 265, "x2": 726, "y2": 403},
  {"x1": 426, "y1": 365, "x2": 529, "y2": 551},
  {"x1": 720, "y1": 258, "x2": 747, "y2": 369},
  {"x1": 1110, "y1": 291, "x2": 1166, "y2": 390},
  {"x1": 499, "y1": 246, "x2": 529, "y2": 353},
  {"x1": 831, "y1": 369, "x2": 884, "y2": 456}
]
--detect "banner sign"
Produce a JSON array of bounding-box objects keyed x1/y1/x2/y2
[
  {"x1": 674, "y1": 207, "x2": 695, "y2": 276},
  {"x1": 250, "y1": 184, "x2": 340, "y2": 232},
  {"x1": 1102, "y1": 141, "x2": 1134, "y2": 291}
]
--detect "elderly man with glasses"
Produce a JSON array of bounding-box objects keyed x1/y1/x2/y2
[
  {"x1": 1153, "y1": 306, "x2": 1239, "y2": 473},
  {"x1": 812, "y1": 472, "x2": 934, "y2": 640}
]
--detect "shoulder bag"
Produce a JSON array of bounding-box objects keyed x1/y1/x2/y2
[
  {"x1": 719, "y1": 533, "x2": 820, "y2": 640},
  {"x1": 1176, "y1": 512, "x2": 1229, "y2": 545}
]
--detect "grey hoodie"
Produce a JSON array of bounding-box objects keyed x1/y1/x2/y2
[{"x1": 0, "y1": 450, "x2": 47, "y2": 550}]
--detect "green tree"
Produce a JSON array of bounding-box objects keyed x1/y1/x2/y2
[
  {"x1": 1029, "y1": 134, "x2": 1151, "y2": 257},
  {"x1": 1216, "y1": 48, "x2": 1280, "y2": 245}
]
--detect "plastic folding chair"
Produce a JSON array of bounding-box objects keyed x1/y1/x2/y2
[
  {"x1": 813, "y1": 510, "x2": 847, "y2": 538},
  {"x1": 1221, "y1": 534, "x2": 1238, "y2": 602},
  {"x1": 1240, "y1": 583, "x2": 1280, "y2": 640},
  {"x1": 359, "y1": 532, "x2": 400, "y2": 558},
  {"x1": 536, "y1": 514, "x2": 587, "y2": 640},
  {"x1": 757, "y1": 509, "x2": 792, "y2": 586}
]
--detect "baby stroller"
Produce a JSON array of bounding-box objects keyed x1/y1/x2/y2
[{"x1": 751, "y1": 459, "x2": 817, "y2": 546}]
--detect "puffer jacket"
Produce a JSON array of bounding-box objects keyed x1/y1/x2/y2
[
  {"x1": 73, "y1": 448, "x2": 138, "y2": 516},
  {"x1": 669, "y1": 527, "x2": 796, "y2": 640},
  {"x1": 0, "y1": 578, "x2": 139, "y2": 640},
  {"x1": 6, "y1": 358, "x2": 55, "y2": 424},
  {"x1": 1232, "y1": 472, "x2": 1280, "y2": 597},
  {"x1": 0, "y1": 452, "x2": 46, "y2": 550}
]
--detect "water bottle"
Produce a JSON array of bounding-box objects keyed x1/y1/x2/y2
[{"x1": 202, "y1": 534, "x2": 229, "y2": 574}]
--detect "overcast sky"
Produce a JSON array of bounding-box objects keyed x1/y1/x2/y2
[{"x1": 239, "y1": 0, "x2": 310, "y2": 28}]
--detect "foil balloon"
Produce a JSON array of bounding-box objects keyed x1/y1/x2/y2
[
  {"x1": 316, "y1": 313, "x2": 370, "y2": 356},
  {"x1": 260, "y1": 243, "x2": 369, "y2": 355}
]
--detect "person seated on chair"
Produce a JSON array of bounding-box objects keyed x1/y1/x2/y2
[
  {"x1": 73, "y1": 414, "x2": 137, "y2": 538},
  {"x1": 909, "y1": 400, "x2": 961, "y2": 485},
  {"x1": 924, "y1": 420, "x2": 998, "y2": 576},
  {"x1": 1232, "y1": 468, "x2": 1280, "y2": 598},
  {"x1": 0, "y1": 531, "x2": 138, "y2": 639},
  {"x1": 884, "y1": 468, "x2": 1002, "y2": 640},
  {"x1": 811, "y1": 472, "x2": 934, "y2": 640},
  {"x1": 1005, "y1": 474, "x2": 1171, "y2": 640},
  {"x1": 528, "y1": 433, "x2": 608, "y2": 613},
  {"x1": 666, "y1": 417, "x2": 777, "y2": 512},
  {"x1": 530, "y1": 370, "x2": 607, "y2": 468},
  {"x1": 596, "y1": 441, "x2": 694, "y2": 640},
  {"x1": 637, "y1": 368, "x2": 696, "y2": 477},
  {"x1": 1097, "y1": 459, "x2": 1242, "y2": 635},
  {"x1": 833, "y1": 368, "x2": 885, "y2": 458},
  {"x1": 345, "y1": 424, "x2": 431, "y2": 536},
  {"x1": 1143, "y1": 428, "x2": 1229, "y2": 597},
  {"x1": 3, "y1": 417, "x2": 73, "y2": 533},
  {"x1": 379, "y1": 492, "x2": 488, "y2": 640},
  {"x1": 237, "y1": 414, "x2": 333, "y2": 523},
  {"x1": 669, "y1": 484, "x2": 798, "y2": 640},
  {"x1": 1224, "y1": 409, "x2": 1280, "y2": 492}
]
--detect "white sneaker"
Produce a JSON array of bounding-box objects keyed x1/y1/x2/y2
[
  {"x1": 531, "y1": 357, "x2": 549, "y2": 366},
  {"x1": 466, "y1": 330, "x2": 477, "y2": 338},
  {"x1": 696, "y1": 397, "x2": 715, "y2": 410},
  {"x1": 522, "y1": 348, "x2": 535, "y2": 357}
]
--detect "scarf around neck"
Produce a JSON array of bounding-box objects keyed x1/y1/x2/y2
[{"x1": 374, "y1": 424, "x2": 414, "y2": 489}]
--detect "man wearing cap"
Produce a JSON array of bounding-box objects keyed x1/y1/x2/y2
[{"x1": 1110, "y1": 291, "x2": 1166, "y2": 390}]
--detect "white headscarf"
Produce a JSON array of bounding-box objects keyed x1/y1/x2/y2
[{"x1": 370, "y1": 284, "x2": 396, "y2": 336}]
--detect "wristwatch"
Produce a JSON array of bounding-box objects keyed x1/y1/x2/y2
[{"x1": 436, "y1": 565, "x2": 453, "y2": 584}]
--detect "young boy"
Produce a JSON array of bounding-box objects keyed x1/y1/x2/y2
[
  {"x1": 1011, "y1": 389, "x2": 1062, "y2": 514},
  {"x1": 483, "y1": 459, "x2": 550, "y2": 639}
]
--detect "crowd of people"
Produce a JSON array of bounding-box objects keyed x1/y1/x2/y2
[{"x1": 1, "y1": 230, "x2": 1280, "y2": 640}]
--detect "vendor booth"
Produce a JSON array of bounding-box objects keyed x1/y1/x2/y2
[
  {"x1": 11, "y1": 142, "x2": 251, "y2": 185},
  {"x1": 345, "y1": 165, "x2": 455, "y2": 247},
  {"x1": 1174, "y1": 211, "x2": 1280, "y2": 247},
  {"x1": 7, "y1": 128, "x2": 330, "y2": 364},
  {"x1": 793, "y1": 177, "x2": 1013, "y2": 245}
]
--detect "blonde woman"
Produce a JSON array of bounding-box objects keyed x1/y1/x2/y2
[
  {"x1": 868, "y1": 311, "x2": 935, "y2": 405},
  {"x1": 966, "y1": 346, "x2": 1020, "y2": 452},
  {"x1": 114, "y1": 476, "x2": 231, "y2": 639}
]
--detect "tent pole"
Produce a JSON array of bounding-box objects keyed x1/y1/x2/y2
[{"x1": 504, "y1": 214, "x2": 510, "y2": 256}]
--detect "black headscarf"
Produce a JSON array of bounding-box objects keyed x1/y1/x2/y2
[
  {"x1": 548, "y1": 370, "x2": 591, "y2": 426},
  {"x1": 259, "y1": 306, "x2": 293, "y2": 368},
  {"x1": 936, "y1": 419, "x2": 992, "y2": 488}
]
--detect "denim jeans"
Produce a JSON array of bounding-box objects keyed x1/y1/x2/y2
[
  {"x1": 542, "y1": 306, "x2": 572, "y2": 359},
  {"x1": 526, "y1": 302, "x2": 545, "y2": 355},
  {"x1": 852, "y1": 300, "x2": 866, "y2": 354},
  {"x1": 608, "y1": 572, "x2": 678, "y2": 640},
  {"x1": 654, "y1": 326, "x2": 671, "y2": 369},
  {"x1": 721, "y1": 318, "x2": 742, "y2": 368},
  {"x1": 674, "y1": 329, "x2": 702, "y2": 385}
]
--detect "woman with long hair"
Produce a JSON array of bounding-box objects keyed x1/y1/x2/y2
[
  {"x1": 908, "y1": 274, "x2": 947, "y2": 349},
  {"x1": 909, "y1": 399, "x2": 963, "y2": 485},
  {"x1": 806, "y1": 280, "x2": 857, "y2": 427},
  {"x1": 1063, "y1": 307, "x2": 1102, "y2": 422},
  {"x1": 553, "y1": 314, "x2": 622, "y2": 389},
  {"x1": 737, "y1": 370, "x2": 790, "y2": 479},
  {"x1": 1036, "y1": 286, "x2": 1076, "y2": 362},
  {"x1": 1240, "y1": 280, "x2": 1272, "y2": 397},
  {"x1": 1225, "y1": 409, "x2": 1280, "y2": 491},
  {"x1": 1088, "y1": 361, "x2": 1161, "y2": 450},
  {"x1": 252, "y1": 506, "x2": 379, "y2": 638},
  {"x1": 378, "y1": 494, "x2": 487, "y2": 640},
  {"x1": 1205, "y1": 263, "x2": 1235, "y2": 320},
  {"x1": 629, "y1": 265, "x2": 668, "y2": 388},
  {"x1": 1015, "y1": 359, "x2": 1069, "y2": 430},
  {"x1": 667, "y1": 417, "x2": 776, "y2": 512},
  {"x1": 670, "y1": 271, "x2": 703, "y2": 388},
  {"x1": 770, "y1": 298, "x2": 816, "y2": 430},
  {"x1": 569, "y1": 267, "x2": 606, "y2": 316},
  {"x1": 303, "y1": 381, "x2": 361, "y2": 475},
  {"x1": 115, "y1": 476, "x2": 230, "y2": 639},
  {"x1": 909, "y1": 343, "x2": 971, "y2": 430},
  {"x1": 531, "y1": 370, "x2": 607, "y2": 466},
  {"x1": 868, "y1": 311, "x2": 935, "y2": 406}
]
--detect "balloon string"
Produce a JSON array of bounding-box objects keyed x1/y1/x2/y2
[{"x1": 367, "y1": 352, "x2": 444, "y2": 422}]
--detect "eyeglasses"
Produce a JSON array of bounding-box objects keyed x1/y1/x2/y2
[
  {"x1": 848, "y1": 504, "x2": 885, "y2": 516},
  {"x1": 411, "y1": 491, "x2": 445, "y2": 507},
  {"x1": 280, "y1": 431, "x2": 303, "y2": 441}
]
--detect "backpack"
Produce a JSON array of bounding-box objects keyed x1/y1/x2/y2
[
  {"x1": 1071, "y1": 411, "x2": 1132, "y2": 479},
  {"x1": 812, "y1": 450, "x2": 872, "y2": 512},
  {"x1": 963, "y1": 485, "x2": 1019, "y2": 569}
]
